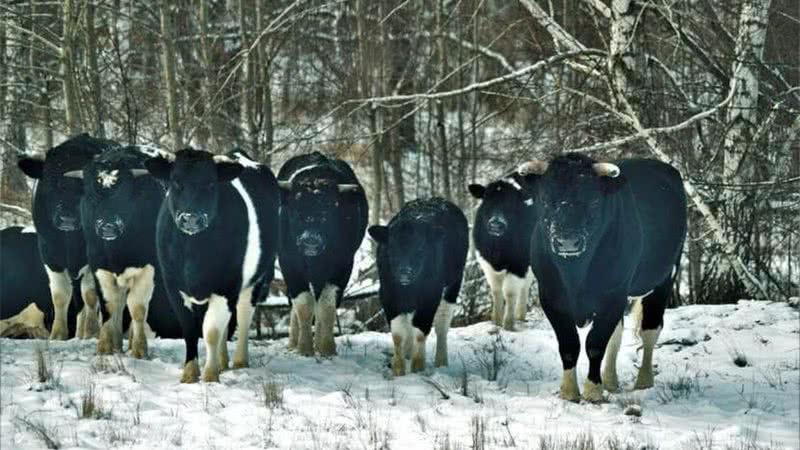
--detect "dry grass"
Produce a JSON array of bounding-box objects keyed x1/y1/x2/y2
[{"x1": 14, "y1": 415, "x2": 61, "y2": 449}]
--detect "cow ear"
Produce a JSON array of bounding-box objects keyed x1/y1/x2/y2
[
  {"x1": 18, "y1": 158, "x2": 44, "y2": 179},
  {"x1": 368, "y1": 225, "x2": 388, "y2": 244},
  {"x1": 468, "y1": 184, "x2": 485, "y2": 199},
  {"x1": 216, "y1": 162, "x2": 243, "y2": 182},
  {"x1": 144, "y1": 157, "x2": 173, "y2": 181}
]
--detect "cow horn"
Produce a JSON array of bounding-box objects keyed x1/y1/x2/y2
[
  {"x1": 278, "y1": 180, "x2": 293, "y2": 190},
  {"x1": 517, "y1": 159, "x2": 549, "y2": 175},
  {"x1": 63, "y1": 170, "x2": 84, "y2": 179},
  {"x1": 592, "y1": 162, "x2": 620, "y2": 178},
  {"x1": 212, "y1": 154, "x2": 235, "y2": 163},
  {"x1": 338, "y1": 184, "x2": 360, "y2": 193},
  {"x1": 130, "y1": 169, "x2": 150, "y2": 177}
]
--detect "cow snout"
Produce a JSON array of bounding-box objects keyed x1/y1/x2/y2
[
  {"x1": 551, "y1": 231, "x2": 587, "y2": 257},
  {"x1": 297, "y1": 231, "x2": 325, "y2": 256},
  {"x1": 53, "y1": 206, "x2": 80, "y2": 231},
  {"x1": 95, "y1": 217, "x2": 125, "y2": 241},
  {"x1": 175, "y1": 211, "x2": 209, "y2": 235},
  {"x1": 486, "y1": 215, "x2": 508, "y2": 237},
  {"x1": 396, "y1": 266, "x2": 414, "y2": 286}
]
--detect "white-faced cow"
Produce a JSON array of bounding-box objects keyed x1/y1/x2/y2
[
  {"x1": 0, "y1": 226, "x2": 79, "y2": 338},
  {"x1": 521, "y1": 153, "x2": 687, "y2": 402},
  {"x1": 277, "y1": 152, "x2": 368, "y2": 357},
  {"x1": 18, "y1": 134, "x2": 118, "y2": 340},
  {"x1": 145, "y1": 148, "x2": 279, "y2": 383},
  {"x1": 469, "y1": 173, "x2": 537, "y2": 331},
  {"x1": 64, "y1": 145, "x2": 182, "y2": 357},
  {"x1": 368, "y1": 198, "x2": 468, "y2": 376}
]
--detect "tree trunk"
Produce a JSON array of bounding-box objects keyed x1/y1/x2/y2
[
  {"x1": 86, "y1": 1, "x2": 105, "y2": 137},
  {"x1": 61, "y1": 0, "x2": 81, "y2": 134},
  {"x1": 160, "y1": 0, "x2": 182, "y2": 151},
  {"x1": 436, "y1": 0, "x2": 451, "y2": 201}
]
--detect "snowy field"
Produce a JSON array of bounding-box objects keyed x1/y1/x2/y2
[{"x1": 1, "y1": 300, "x2": 798, "y2": 450}]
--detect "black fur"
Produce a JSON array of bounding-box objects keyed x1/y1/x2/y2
[
  {"x1": 369, "y1": 198, "x2": 468, "y2": 335},
  {"x1": 146, "y1": 148, "x2": 279, "y2": 368},
  {"x1": 528, "y1": 154, "x2": 687, "y2": 385}
]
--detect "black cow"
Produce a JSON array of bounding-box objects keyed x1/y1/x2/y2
[
  {"x1": 145, "y1": 148, "x2": 279, "y2": 383},
  {"x1": 0, "y1": 226, "x2": 79, "y2": 338},
  {"x1": 18, "y1": 134, "x2": 118, "y2": 340},
  {"x1": 368, "y1": 198, "x2": 468, "y2": 376},
  {"x1": 277, "y1": 152, "x2": 368, "y2": 357},
  {"x1": 521, "y1": 153, "x2": 687, "y2": 402},
  {"x1": 64, "y1": 145, "x2": 181, "y2": 357},
  {"x1": 469, "y1": 173, "x2": 537, "y2": 331}
]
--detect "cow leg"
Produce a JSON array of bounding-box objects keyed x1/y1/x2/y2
[
  {"x1": 502, "y1": 274, "x2": 527, "y2": 331},
  {"x1": 411, "y1": 327, "x2": 427, "y2": 373},
  {"x1": 540, "y1": 299, "x2": 581, "y2": 402},
  {"x1": 218, "y1": 322, "x2": 229, "y2": 372},
  {"x1": 202, "y1": 295, "x2": 232, "y2": 382},
  {"x1": 433, "y1": 301, "x2": 453, "y2": 367},
  {"x1": 515, "y1": 269, "x2": 535, "y2": 321},
  {"x1": 292, "y1": 291, "x2": 315, "y2": 356},
  {"x1": 79, "y1": 266, "x2": 101, "y2": 339},
  {"x1": 584, "y1": 301, "x2": 626, "y2": 403},
  {"x1": 233, "y1": 286, "x2": 254, "y2": 368},
  {"x1": 390, "y1": 313, "x2": 413, "y2": 376},
  {"x1": 120, "y1": 265, "x2": 155, "y2": 359},
  {"x1": 602, "y1": 319, "x2": 624, "y2": 392},
  {"x1": 180, "y1": 322, "x2": 201, "y2": 383},
  {"x1": 478, "y1": 256, "x2": 504, "y2": 326},
  {"x1": 288, "y1": 307, "x2": 299, "y2": 350},
  {"x1": 314, "y1": 284, "x2": 339, "y2": 357},
  {"x1": 95, "y1": 270, "x2": 126, "y2": 354},
  {"x1": 45, "y1": 267, "x2": 73, "y2": 340},
  {"x1": 634, "y1": 284, "x2": 668, "y2": 389}
]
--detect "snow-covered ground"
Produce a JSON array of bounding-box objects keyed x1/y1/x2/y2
[{"x1": 1, "y1": 300, "x2": 798, "y2": 449}]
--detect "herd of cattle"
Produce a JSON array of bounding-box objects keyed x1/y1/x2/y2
[{"x1": 0, "y1": 133, "x2": 687, "y2": 403}]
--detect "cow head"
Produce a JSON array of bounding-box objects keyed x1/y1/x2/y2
[
  {"x1": 19, "y1": 156, "x2": 85, "y2": 232},
  {"x1": 521, "y1": 153, "x2": 623, "y2": 259},
  {"x1": 64, "y1": 147, "x2": 151, "y2": 241},
  {"x1": 469, "y1": 175, "x2": 533, "y2": 239},
  {"x1": 369, "y1": 222, "x2": 443, "y2": 287},
  {"x1": 279, "y1": 177, "x2": 361, "y2": 257},
  {"x1": 145, "y1": 148, "x2": 243, "y2": 235}
]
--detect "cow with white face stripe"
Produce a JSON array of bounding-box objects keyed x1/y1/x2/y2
[
  {"x1": 65, "y1": 145, "x2": 182, "y2": 357},
  {"x1": 277, "y1": 152, "x2": 368, "y2": 357},
  {"x1": 145, "y1": 148, "x2": 279, "y2": 383},
  {"x1": 18, "y1": 134, "x2": 119, "y2": 340},
  {"x1": 469, "y1": 173, "x2": 538, "y2": 331},
  {"x1": 523, "y1": 153, "x2": 687, "y2": 403}
]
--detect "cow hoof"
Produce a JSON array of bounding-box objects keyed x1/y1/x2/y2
[
  {"x1": 434, "y1": 354, "x2": 448, "y2": 368},
  {"x1": 181, "y1": 360, "x2": 199, "y2": 384},
  {"x1": 582, "y1": 380, "x2": 605, "y2": 403},
  {"x1": 559, "y1": 369, "x2": 580, "y2": 402},
  {"x1": 96, "y1": 332, "x2": 115, "y2": 354},
  {"x1": 49, "y1": 326, "x2": 68, "y2": 341},
  {"x1": 515, "y1": 313, "x2": 526, "y2": 322},
  {"x1": 411, "y1": 359, "x2": 425, "y2": 373},
  {"x1": 130, "y1": 347, "x2": 147, "y2": 359},
  {"x1": 317, "y1": 341, "x2": 337, "y2": 357},
  {"x1": 392, "y1": 357, "x2": 406, "y2": 377},
  {"x1": 633, "y1": 379, "x2": 654, "y2": 390},
  {"x1": 603, "y1": 379, "x2": 620, "y2": 393},
  {"x1": 502, "y1": 321, "x2": 515, "y2": 332},
  {"x1": 232, "y1": 360, "x2": 249, "y2": 369},
  {"x1": 202, "y1": 370, "x2": 220, "y2": 383}
]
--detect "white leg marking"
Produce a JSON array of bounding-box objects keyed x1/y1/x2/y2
[
  {"x1": 288, "y1": 304, "x2": 299, "y2": 349},
  {"x1": 411, "y1": 327, "x2": 427, "y2": 373},
  {"x1": 45, "y1": 266, "x2": 72, "y2": 340},
  {"x1": 502, "y1": 273, "x2": 528, "y2": 331},
  {"x1": 315, "y1": 284, "x2": 339, "y2": 357},
  {"x1": 233, "y1": 286, "x2": 254, "y2": 368},
  {"x1": 634, "y1": 327, "x2": 661, "y2": 390},
  {"x1": 202, "y1": 294, "x2": 231, "y2": 382},
  {"x1": 433, "y1": 301, "x2": 453, "y2": 367},
  {"x1": 583, "y1": 378, "x2": 604, "y2": 403},
  {"x1": 231, "y1": 179, "x2": 262, "y2": 288},
  {"x1": 390, "y1": 313, "x2": 414, "y2": 376},
  {"x1": 293, "y1": 291, "x2": 315, "y2": 356},
  {"x1": 602, "y1": 320, "x2": 623, "y2": 392},
  {"x1": 477, "y1": 252, "x2": 505, "y2": 326},
  {"x1": 95, "y1": 269, "x2": 125, "y2": 354},
  {"x1": 78, "y1": 266, "x2": 100, "y2": 339},
  {"x1": 560, "y1": 368, "x2": 580, "y2": 402},
  {"x1": 119, "y1": 265, "x2": 155, "y2": 359}
]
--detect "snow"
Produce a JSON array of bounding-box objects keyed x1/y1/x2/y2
[{"x1": 1, "y1": 300, "x2": 798, "y2": 449}]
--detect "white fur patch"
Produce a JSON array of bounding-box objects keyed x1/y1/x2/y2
[
  {"x1": 524, "y1": 198, "x2": 534, "y2": 206},
  {"x1": 136, "y1": 144, "x2": 172, "y2": 159},
  {"x1": 97, "y1": 169, "x2": 119, "y2": 188},
  {"x1": 231, "y1": 152, "x2": 260, "y2": 169},
  {"x1": 181, "y1": 291, "x2": 210, "y2": 310},
  {"x1": 391, "y1": 313, "x2": 415, "y2": 360},
  {"x1": 231, "y1": 179, "x2": 261, "y2": 289},
  {"x1": 21, "y1": 225, "x2": 36, "y2": 233},
  {"x1": 504, "y1": 177, "x2": 523, "y2": 191}
]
